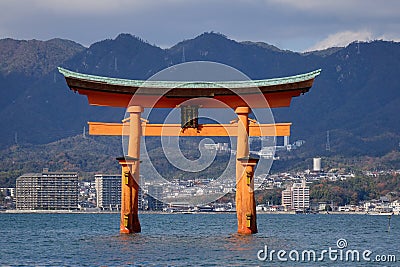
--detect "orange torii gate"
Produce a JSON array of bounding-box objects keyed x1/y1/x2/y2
[{"x1": 58, "y1": 67, "x2": 320, "y2": 234}]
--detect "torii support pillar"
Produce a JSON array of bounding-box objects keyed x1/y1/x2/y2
[
  {"x1": 118, "y1": 105, "x2": 143, "y2": 234},
  {"x1": 237, "y1": 156, "x2": 259, "y2": 234},
  {"x1": 117, "y1": 156, "x2": 140, "y2": 233},
  {"x1": 235, "y1": 107, "x2": 258, "y2": 234}
]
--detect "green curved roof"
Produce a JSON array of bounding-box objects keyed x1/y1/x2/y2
[{"x1": 58, "y1": 67, "x2": 321, "y2": 89}]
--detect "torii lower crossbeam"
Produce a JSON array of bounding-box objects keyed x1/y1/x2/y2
[{"x1": 88, "y1": 122, "x2": 291, "y2": 137}]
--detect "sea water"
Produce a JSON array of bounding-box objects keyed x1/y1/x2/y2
[{"x1": 0, "y1": 213, "x2": 398, "y2": 266}]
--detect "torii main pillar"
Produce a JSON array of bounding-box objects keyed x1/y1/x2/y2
[
  {"x1": 235, "y1": 107, "x2": 258, "y2": 234},
  {"x1": 118, "y1": 105, "x2": 143, "y2": 233}
]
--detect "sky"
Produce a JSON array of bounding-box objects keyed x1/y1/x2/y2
[{"x1": 0, "y1": 0, "x2": 399, "y2": 52}]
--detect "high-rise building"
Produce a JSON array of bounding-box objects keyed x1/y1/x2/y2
[
  {"x1": 16, "y1": 169, "x2": 78, "y2": 210},
  {"x1": 292, "y1": 180, "x2": 310, "y2": 210},
  {"x1": 281, "y1": 180, "x2": 310, "y2": 211},
  {"x1": 281, "y1": 188, "x2": 292, "y2": 209},
  {"x1": 313, "y1": 157, "x2": 322, "y2": 172},
  {"x1": 95, "y1": 174, "x2": 121, "y2": 210},
  {"x1": 95, "y1": 174, "x2": 145, "y2": 210}
]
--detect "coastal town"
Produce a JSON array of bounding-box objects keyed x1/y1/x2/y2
[{"x1": 1, "y1": 157, "x2": 399, "y2": 215}]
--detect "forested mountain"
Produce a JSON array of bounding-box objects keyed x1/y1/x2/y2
[{"x1": 0, "y1": 32, "x2": 399, "y2": 157}]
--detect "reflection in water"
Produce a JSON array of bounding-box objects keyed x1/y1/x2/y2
[{"x1": 226, "y1": 233, "x2": 258, "y2": 251}]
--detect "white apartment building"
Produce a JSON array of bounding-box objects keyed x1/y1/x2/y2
[
  {"x1": 95, "y1": 174, "x2": 121, "y2": 210},
  {"x1": 281, "y1": 180, "x2": 310, "y2": 211},
  {"x1": 16, "y1": 169, "x2": 78, "y2": 210}
]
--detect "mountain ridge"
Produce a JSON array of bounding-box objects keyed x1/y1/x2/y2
[
  {"x1": 0, "y1": 32, "x2": 399, "y2": 158},
  {"x1": 0, "y1": 38, "x2": 85, "y2": 77}
]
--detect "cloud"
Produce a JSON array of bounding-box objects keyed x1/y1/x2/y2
[
  {"x1": 306, "y1": 30, "x2": 374, "y2": 51},
  {"x1": 266, "y1": 0, "x2": 400, "y2": 18},
  {"x1": 267, "y1": 0, "x2": 343, "y2": 11},
  {"x1": 0, "y1": 0, "x2": 400, "y2": 51},
  {"x1": 27, "y1": 0, "x2": 201, "y2": 15},
  {"x1": 29, "y1": 0, "x2": 149, "y2": 14}
]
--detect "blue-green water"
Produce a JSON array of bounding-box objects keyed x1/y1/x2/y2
[{"x1": 0, "y1": 213, "x2": 399, "y2": 266}]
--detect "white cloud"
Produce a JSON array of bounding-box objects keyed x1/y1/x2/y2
[
  {"x1": 267, "y1": 0, "x2": 342, "y2": 11},
  {"x1": 29, "y1": 0, "x2": 147, "y2": 14},
  {"x1": 377, "y1": 34, "x2": 400, "y2": 43},
  {"x1": 306, "y1": 30, "x2": 374, "y2": 51},
  {"x1": 27, "y1": 0, "x2": 198, "y2": 15},
  {"x1": 266, "y1": 0, "x2": 400, "y2": 17}
]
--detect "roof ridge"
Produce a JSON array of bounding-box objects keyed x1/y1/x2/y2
[{"x1": 58, "y1": 67, "x2": 321, "y2": 89}]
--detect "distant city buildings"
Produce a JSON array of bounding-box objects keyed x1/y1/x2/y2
[
  {"x1": 147, "y1": 185, "x2": 164, "y2": 211},
  {"x1": 203, "y1": 142, "x2": 230, "y2": 153},
  {"x1": 4, "y1": 159, "x2": 399, "y2": 214},
  {"x1": 281, "y1": 180, "x2": 310, "y2": 211},
  {"x1": 0, "y1": 187, "x2": 15, "y2": 209},
  {"x1": 248, "y1": 137, "x2": 306, "y2": 158},
  {"x1": 0, "y1": 188, "x2": 15, "y2": 198},
  {"x1": 16, "y1": 169, "x2": 78, "y2": 210}
]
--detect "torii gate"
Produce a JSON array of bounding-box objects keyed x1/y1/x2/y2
[{"x1": 58, "y1": 66, "x2": 320, "y2": 234}]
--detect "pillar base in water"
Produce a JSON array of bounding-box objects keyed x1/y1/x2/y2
[{"x1": 117, "y1": 156, "x2": 141, "y2": 234}]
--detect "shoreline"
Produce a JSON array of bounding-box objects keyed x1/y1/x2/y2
[{"x1": 1, "y1": 209, "x2": 398, "y2": 215}]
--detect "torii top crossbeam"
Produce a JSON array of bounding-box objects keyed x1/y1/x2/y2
[{"x1": 58, "y1": 67, "x2": 321, "y2": 108}]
